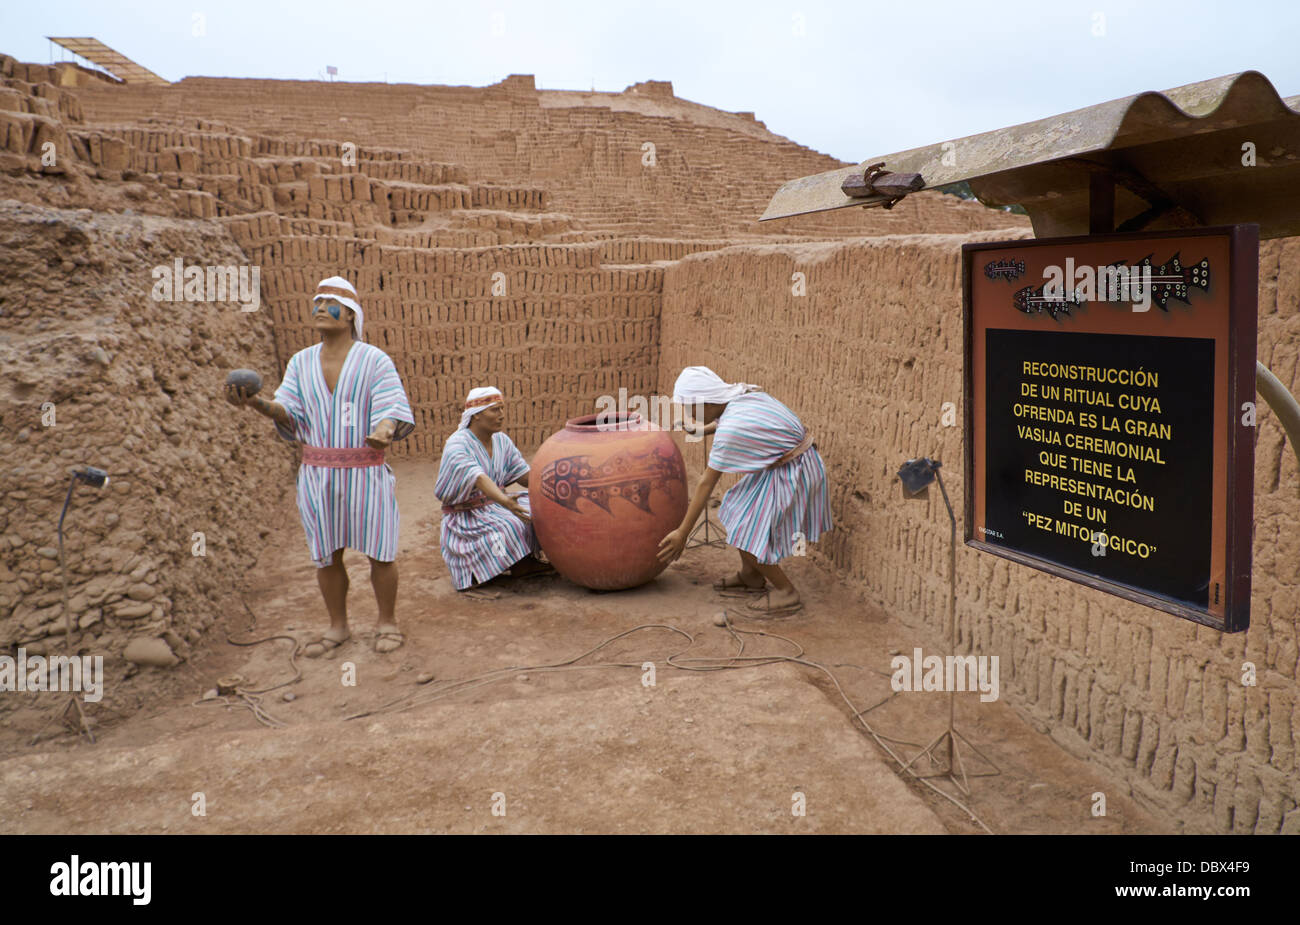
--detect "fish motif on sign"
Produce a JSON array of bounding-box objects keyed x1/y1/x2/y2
[
  {"x1": 1132, "y1": 252, "x2": 1211, "y2": 310},
  {"x1": 985, "y1": 258, "x2": 1026, "y2": 282},
  {"x1": 1014, "y1": 284, "x2": 1087, "y2": 319},
  {"x1": 1012, "y1": 253, "x2": 1211, "y2": 318},
  {"x1": 539, "y1": 448, "x2": 684, "y2": 515}
]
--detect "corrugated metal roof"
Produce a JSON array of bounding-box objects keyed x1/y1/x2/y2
[
  {"x1": 761, "y1": 71, "x2": 1300, "y2": 240},
  {"x1": 47, "y1": 37, "x2": 169, "y2": 86}
]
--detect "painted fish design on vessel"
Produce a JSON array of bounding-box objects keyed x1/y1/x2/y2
[{"x1": 539, "y1": 448, "x2": 684, "y2": 515}]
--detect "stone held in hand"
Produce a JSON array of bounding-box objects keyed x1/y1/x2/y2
[{"x1": 225, "y1": 368, "x2": 262, "y2": 396}]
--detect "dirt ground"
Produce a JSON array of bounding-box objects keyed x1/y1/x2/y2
[{"x1": 0, "y1": 459, "x2": 1175, "y2": 835}]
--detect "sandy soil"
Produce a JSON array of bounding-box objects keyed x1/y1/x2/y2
[{"x1": 0, "y1": 460, "x2": 1174, "y2": 834}]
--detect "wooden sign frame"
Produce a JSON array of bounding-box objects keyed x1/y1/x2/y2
[{"x1": 963, "y1": 225, "x2": 1257, "y2": 632}]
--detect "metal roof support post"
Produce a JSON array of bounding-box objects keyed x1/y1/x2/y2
[{"x1": 1089, "y1": 172, "x2": 1114, "y2": 234}]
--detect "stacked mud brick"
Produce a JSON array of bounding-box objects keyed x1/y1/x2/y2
[
  {"x1": 73, "y1": 74, "x2": 1012, "y2": 241},
  {"x1": 0, "y1": 57, "x2": 89, "y2": 174},
  {"x1": 54, "y1": 69, "x2": 1018, "y2": 458}
]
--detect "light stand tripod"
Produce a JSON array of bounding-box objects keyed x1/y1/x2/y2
[
  {"x1": 685, "y1": 430, "x2": 727, "y2": 549},
  {"x1": 896, "y1": 457, "x2": 999, "y2": 795}
]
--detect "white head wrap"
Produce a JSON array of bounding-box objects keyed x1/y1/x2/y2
[
  {"x1": 313, "y1": 275, "x2": 364, "y2": 341},
  {"x1": 460, "y1": 386, "x2": 504, "y2": 430},
  {"x1": 671, "y1": 366, "x2": 760, "y2": 404}
]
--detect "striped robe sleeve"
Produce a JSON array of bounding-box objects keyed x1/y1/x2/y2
[
  {"x1": 271, "y1": 351, "x2": 308, "y2": 442},
  {"x1": 435, "y1": 433, "x2": 487, "y2": 503},
  {"x1": 367, "y1": 351, "x2": 416, "y2": 441},
  {"x1": 499, "y1": 435, "x2": 530, "y2": 485}
]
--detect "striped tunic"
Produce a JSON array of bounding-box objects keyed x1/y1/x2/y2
[
  {"x1": 708, "y1": 392, "x2": 832, "y2": 564},
  {"x1": 434, "y1": 429, "x2": 537, "y2": 590},
  {"x1": 273, "y1": 342, "x2": 415, "y2": 567}
]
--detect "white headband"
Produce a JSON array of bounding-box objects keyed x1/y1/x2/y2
[
  {"x1": 460, "y1": 387, "x2": 504, "y2": 429},
  {"x1": 313, "y1": 275, "x2": 364, "y2": 341},
  {"x1": 672, "y1": 366, "x2": 760, "y2": 404}
]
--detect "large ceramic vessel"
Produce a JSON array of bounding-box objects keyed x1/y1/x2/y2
[{"x1": 530, "y1": 413, "x2": 688, "y2": 590}]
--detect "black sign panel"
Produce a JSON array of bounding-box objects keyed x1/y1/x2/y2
[{"x1": 984, "y1": 329, "x2": 1214, "y2": 608}]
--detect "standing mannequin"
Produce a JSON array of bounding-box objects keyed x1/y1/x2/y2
[{"x1": 225, "y1": 276, "x2": 415, "y2": 654}]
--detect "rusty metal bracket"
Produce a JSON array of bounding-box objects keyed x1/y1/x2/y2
[{"x1": 841, "y1": 162, "x2": 926, "y2": 210}]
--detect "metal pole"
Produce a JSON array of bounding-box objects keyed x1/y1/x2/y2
[
  {"x1": 57, "y1": 478, "x2": 76, "y2": 647},
  {"x1": 51, "y1": 476, "x2": 93, "y2": 743},
  {"x1": 1257, "y1": 361, "x2": 1300, "y2": 495},
  {"x1": 934, "y1": 466, "x2": 957, "y2": 764}
]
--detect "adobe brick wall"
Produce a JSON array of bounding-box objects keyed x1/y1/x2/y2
[
  {"x1": 657, "y1": 232, "x2": 1300, "y2": 834},
  {"x1": 68, "y1": 75, "x2": 1022, "y2": 240},
  {"x1": 234, "y1": 227, "x2": 663, "y2": 455},
  {"x1": 41, "y1": 74, "x2": 1012, "y2": 457},
  {"x1": 15, "y1": 66, "x2": 1025, "y2": 462}
]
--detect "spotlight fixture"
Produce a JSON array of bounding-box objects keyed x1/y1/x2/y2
[
  {"x1": 897, "y1": 457, "x2": 939, "y2": 496},
  {"x1": 73, "y1": 467, "x2": 109, "y2": 489}
]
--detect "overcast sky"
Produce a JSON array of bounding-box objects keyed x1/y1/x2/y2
[{"x1": 3, "y1": 0, "x2": 1295, "y2": 163}]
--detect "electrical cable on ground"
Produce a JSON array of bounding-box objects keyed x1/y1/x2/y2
[
  {"x1": 332, "y1": 611, "x2": 995, "y2": 833},
  {"x1": 191, "y1": 595, "x2": 301, "y2": 729}
]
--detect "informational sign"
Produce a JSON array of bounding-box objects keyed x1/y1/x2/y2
[{"x1": 963, "y1": 226, "x2": 1257, "y2": 631}]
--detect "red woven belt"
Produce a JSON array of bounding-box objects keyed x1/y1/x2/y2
[
  {"x1": 301, "y1": 446, "x2": 386, "y2": 468},
  {"x1": 441, "y1": 493, "x2": 492, "y2": 514},
  {"x1": 769, "y1": 432, "x2": 814, "y2": 469},
  {"x1": 441, "y1": 490, "x2": 525, "y2": 514}
]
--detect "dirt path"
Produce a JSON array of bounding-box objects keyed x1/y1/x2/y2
[{"x1": 0, "y1": 460, "x2": 1173, "y2": 834}]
